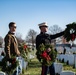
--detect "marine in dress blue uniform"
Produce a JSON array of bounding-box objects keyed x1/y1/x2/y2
[{"x1": 36, "y1": 22, "x2": 64, "y2": 75}]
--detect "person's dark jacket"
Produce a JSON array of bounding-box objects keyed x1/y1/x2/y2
[{"x1": 36, "y1": 31, "x2": 64, "y2": 50}]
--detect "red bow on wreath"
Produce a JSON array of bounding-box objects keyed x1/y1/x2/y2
[
  {"x1": 41, "y1": 51, "x2": 51, "y2": 61},
  {"x1": 70, "y1": 33, "x2": 76, "y2": 41},
  {"x1": 64, "y1": 22, "x2": 76, "y2": 42}
]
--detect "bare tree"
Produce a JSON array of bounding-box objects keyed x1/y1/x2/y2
[
  {"x1": 49, "y1": 25, "x2": 62, "y2": 34},
  {"x1": 49, "y1": 25, "x2": 63, "y2": 43},
  {"x1": 25, "y1": 29, "x2": 37, "y2": 48},
  {"x1": 16, "y1": 33, "x2": 25, "y2": 44},
  {"x1": 0, "y1": 36, "x2": 3, "y2": 47}
]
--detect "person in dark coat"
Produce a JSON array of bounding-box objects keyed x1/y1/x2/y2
[{"x1": 36, "y1": 22, "x2": 64, "y2": 75}]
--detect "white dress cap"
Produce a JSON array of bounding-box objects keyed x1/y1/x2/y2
[{"x1": 38, "y1": 22, "x2": 48, "y2": 27}]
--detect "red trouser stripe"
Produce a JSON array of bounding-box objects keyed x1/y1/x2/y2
[{"x1": 42, "y1": 66, "x2": 45, "y2": 75}]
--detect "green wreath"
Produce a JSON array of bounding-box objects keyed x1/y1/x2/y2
[
  {"x1": 0, "y1": 56, "x2": 19, "y2": 75},
  {"x1": 36, "y1": 44, "x2": 57, "y2": 66},
  {"x1": 64, "y1": 22, "x2": 76, "y2": 41},
  {"x1": 19, "y1": 43, "x2": 31, "y2": 61}
]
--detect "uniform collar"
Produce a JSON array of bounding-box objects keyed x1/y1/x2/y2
[{"x1": 40, "y1": 32, "x2": 46, "y2": 34}]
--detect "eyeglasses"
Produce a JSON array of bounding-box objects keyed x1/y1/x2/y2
[
  {"x1": 43, "y1": 26, "x2": 48, "y2": 27},
  {"x1": 12, "y1": 26, "x2": 17, "y2": 28}
]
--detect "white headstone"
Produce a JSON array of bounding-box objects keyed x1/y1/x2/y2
[
  {"x1": 54, "y1": 62, "x2": 63, "y2": 74},
  {"x1": 60, "y1": 71, "x2": 75, "y2": 75},
  {"x1": 0, "y1": 56, "x2": 4, "y2": 61},
  {"x1": 68, "y1": 54, "x2": 74, "y2": 65},
  {"x1": 0, "y1": 71, "x2": 6, "y2": 75},
  {"x1": 58, "y1": 54, "x2": 74, "y2": 65},
  {"x1": 16, "y1": 57, "x2": 22, "y2": 75},
  {"x1": 22, "y1": 58, "x2": 28, "y2": 69}
]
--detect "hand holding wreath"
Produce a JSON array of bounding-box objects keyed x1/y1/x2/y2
[
  {"x1": 36, "y1": 44, "x2": 57, "y2": 66},
  {"x1": 64, "y1": 22, "x2": 76, "y2": 41}
]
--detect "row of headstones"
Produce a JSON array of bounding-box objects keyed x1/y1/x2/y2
[
  {"x1": 56, "y1": 47, "x2": 76, "y2": 54},
  {"x1": 57, "y1": 54, "x2": 76, "y2": 67},
  {"x1": 0, "y1": 55, "x2": 35, "y2": 75},
  {"x1": 0, "y1": 55, "x2": 75, "y2": 75},
  {"x1": 54, "y1": 62, "x2": 76, "y2": 75},
  {"x1": 0, "y1": 62, "x2": 75, "y2": 75}
]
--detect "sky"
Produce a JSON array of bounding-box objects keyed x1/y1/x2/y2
[{"x1": 0, "y1": 0, "x2": 76, "y2": 39}]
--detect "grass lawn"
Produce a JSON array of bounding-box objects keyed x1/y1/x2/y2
[
  {"x1": 21, "y1": 58, "x2": 42, "y2": 75},
  {"x1": 63, "y1": 63, "x2": 76, "y2": 73},
  {"x1": 20, "y1": 58, "x2": 76, "y2": 75}
]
